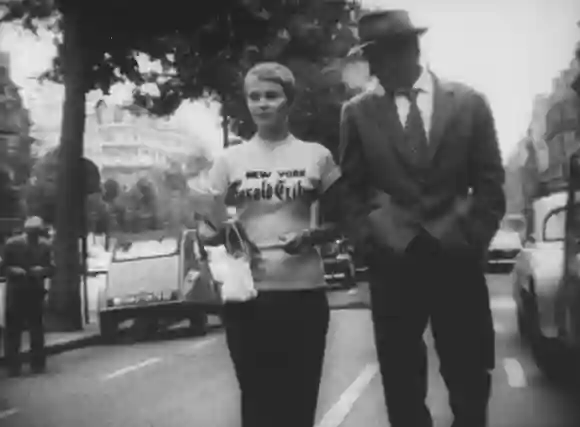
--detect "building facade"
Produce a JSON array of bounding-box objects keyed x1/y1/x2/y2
[
  {"x1": 28, "y1": 91, "x2": 208, "y2": 188},
  {"x1": 0, "y1": 50, "x2": 32, "y2": 187}
]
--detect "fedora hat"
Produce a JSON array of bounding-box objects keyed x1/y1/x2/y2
[
  {"x1": 24, "y1": 216, "x2": 44, "y2": 231},
  {"x1": 348, "y1": 10, "x2": 427, "y2": 56}
]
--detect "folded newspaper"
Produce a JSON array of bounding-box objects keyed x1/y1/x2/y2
[{"x1": 207, "y1": 245, "x2": 257, "y2": 302}]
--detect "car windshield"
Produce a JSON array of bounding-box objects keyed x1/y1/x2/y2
[{"x1": 113, "y1": 237, "x2": 179, "y2": 261}]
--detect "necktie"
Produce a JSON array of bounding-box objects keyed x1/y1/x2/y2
[{"x1": 402, "y1": 89, "x2": 428, "y2": 163}]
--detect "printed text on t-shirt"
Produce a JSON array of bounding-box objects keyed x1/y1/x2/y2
[{"x1": 236, "y1": 169, "x2": 309, "y2": 201}]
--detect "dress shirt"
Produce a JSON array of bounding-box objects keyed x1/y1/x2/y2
[{"x1": 393, "y1": 67, "x2": 434, "y2": 141}]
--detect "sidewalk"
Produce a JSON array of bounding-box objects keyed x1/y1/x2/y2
[
  {"x1": 0, "y1": 324, "x2": 101, "y2": 364},
  {"x1": 0, "y1": 286, "x2": 365, "y2": 365},
  {"x1": 0, "y1": 314, "x2": 225, "y2": 365}
]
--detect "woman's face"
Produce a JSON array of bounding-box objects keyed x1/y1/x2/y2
[{"x1": 245, "y1": 78, "x2": 289, "y2": 129}]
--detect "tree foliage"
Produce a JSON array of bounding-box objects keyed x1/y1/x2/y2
[
  {"x1": 2, "y1": 0, "x2": 363, "y2": 327},
  {"x1": 0, "y1": 168, "x2": 24, "y2": 218},
  {"x1": 3, "y1": 0, "x2": 361, "y2": 153},
  {"x1": 22, "y1": 146, "x2": 214, "y2": 234}
]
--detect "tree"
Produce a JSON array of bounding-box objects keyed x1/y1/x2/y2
[
  {"x1": 0, "y1": 168, "x2": 23, "y2": 218},
  {"x1": 102, "y1": 178, "x2": 120, "y2": 204},
  {"x1": 2, "y1": 0, "x2": 360, "y2": 329},
  {"x1": 1, "y1": 0, "x2": 272, "y2": 329},
  {"x1": 190, "y1": 1, "x2": 361, "y2": 154}
]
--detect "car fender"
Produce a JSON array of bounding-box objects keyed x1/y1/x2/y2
[{"x1": 526, "y1": 248, "x2": 563, "y2": 337}]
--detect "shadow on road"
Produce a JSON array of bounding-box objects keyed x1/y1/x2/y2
[{"x1": 106, "y1": 318, "x2": 222, "y2": 346}]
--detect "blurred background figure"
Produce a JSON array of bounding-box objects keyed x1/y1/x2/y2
[{"x1": 1, "y1": 216, "x2": 54, "y2": 376}]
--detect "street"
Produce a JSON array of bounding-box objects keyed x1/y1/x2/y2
[{"x1": 1, "y1": 274, "x2": 579, "y2": 427}]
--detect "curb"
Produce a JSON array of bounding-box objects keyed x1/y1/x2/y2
[
  {"x1": 329, "y1": 302, "x2": 370, "y2": 310},
  {"x1": 0, "y1": 333, "x2": 101, "y2": 365},
  {"x1": 0, "y1": 320, "x2": 225, "y2": 365}
]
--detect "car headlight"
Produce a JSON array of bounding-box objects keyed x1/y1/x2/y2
[{"x1": 107, "y1": 297, "x2": 122, "y2": 307}]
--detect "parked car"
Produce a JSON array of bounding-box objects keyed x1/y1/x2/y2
[
  {"x1": 321, "y1": 237, "x2": 356, "y2": 289},
  {"x1": 512, "y1": 183, "x2": 580, "y2": 379},
  {"x1": 97, "y1": 229, "x2": 211, "y2": 342},
  {"x1": 487, "y1": 227, "x2": 523, "y2": 272}
]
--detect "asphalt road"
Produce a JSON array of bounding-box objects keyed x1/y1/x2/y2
[{"x1": 1, "y1": 274, "x2": 579, "y2": 427}]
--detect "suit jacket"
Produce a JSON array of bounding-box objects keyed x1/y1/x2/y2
[
  {"x1": 336, "y1": 74, "x2": 506, "y2": 260},
  {"x1": 0, "y1": 234, "x2": 54, "y2": 306}
]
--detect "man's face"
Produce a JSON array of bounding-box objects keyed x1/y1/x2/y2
[{"x1": 363, "y1": 36, "x2": 420, "y2": 91}]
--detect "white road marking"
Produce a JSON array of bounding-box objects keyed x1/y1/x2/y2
[
  {"x1": 0, "y1": 408, "x2": 19, "y2": 420},
  {"x1": 502, "y1": 358, "x2": 527, "y2": 388},
  {"x1": 493, "y1": 321, "x2": 507, "y2": 333},
  {"x1": 188, "y1": 336, "x2": 219, "y2": 352},
  {"x1": 102, "y1": 357, "x2": 162, "y2": 381},
  {"x1": 316, "y1": 363, "x2": 379, "y2": 427},
  {"x1": 490, "y1": 296, "x2": 516, "y2": 311}
]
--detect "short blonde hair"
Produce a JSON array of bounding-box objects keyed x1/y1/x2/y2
[{"x1": 244, "y1": 62, "x2": 296, "y2": 104}]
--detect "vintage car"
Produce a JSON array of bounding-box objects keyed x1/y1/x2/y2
[
  {"x1": 488, "y1": 228, "x2": 523, "y2": 272},
  {"x1": 512, "y1": 186, "x2": 580, "y2": 378},
  {"x1": 321, "y1": 237, "x2": 356, "y2": 289},
  {"x1": 98, "y1": 229, "x2": 215, "y2": 342}
]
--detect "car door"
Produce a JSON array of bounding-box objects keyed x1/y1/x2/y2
[{"x1": 513, "y1": 217, "x2": 535, "y2": 297}]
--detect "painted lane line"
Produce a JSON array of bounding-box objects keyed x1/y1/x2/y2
[
  {"x1": 102, "y1": 357, "x2": 162, "y2": 381},
  {"x1": 189, "y1": 336, "x2": 219, "y2": 351},
  {"x1": 490, "y1": 296, "x2": 516, "y2": 311},
  {"x1": 493, "y1": 321, "x2": 507, "y2": 333},
  {"x1": 316, "y1": 363, "x2": 379, "y2": 427},
  {"x1": 0, "y1": 408, "x2": 19, "y2": 420},
  {"x1": 502, "y1": 358, "x2": 527, "y2": 388}
]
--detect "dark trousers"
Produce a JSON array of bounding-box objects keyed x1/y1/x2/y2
[
  {"x1": 223, "y1": 288, "x2": 329, "y2": 427},
  {"x1": 4, "y1": 296, "x2": 46, "y2": 371},
  {"x1": 368, "y1": 237, "x2": 494, "y2": 427}
]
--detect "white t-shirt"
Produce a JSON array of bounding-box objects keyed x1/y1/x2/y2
[{"x1": 199, "y1": 135, "x2": 341, "y2": 291}]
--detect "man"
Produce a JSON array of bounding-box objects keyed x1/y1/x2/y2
[
  {"x1": 337, "y1": 10, "x2": 505, "y2": 427},
  {"x1": 1, "y1": 216, "x2": 54, "y2": 376}
]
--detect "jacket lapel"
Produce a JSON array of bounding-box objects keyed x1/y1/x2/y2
[
  {"x1": 427, "y1": 74, "x2": 456, "y2": 162},
  {"x1": 362, "y1": 87, "x2": 412, "y2": 162}
]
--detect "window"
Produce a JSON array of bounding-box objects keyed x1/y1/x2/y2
[
  {"x1": 113, "y1": 237, "x2": 179, "y2": 261},
  {"x1": 543, "y1": 209, "x2": 566, "y2": 241},
  {"x1": 543, "y1": 205, "x2": 580, "y2": 241}
]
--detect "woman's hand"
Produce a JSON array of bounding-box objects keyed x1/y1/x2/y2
[
  {"x1": 198, "y1": 220, "x2": 226, "y2": 246},
  {"x1": 225, "y1": 180, "x2": 243, "y2": 205},
  {"x1": 279, "y1": 230, "x2": 314, "y2": 255}
]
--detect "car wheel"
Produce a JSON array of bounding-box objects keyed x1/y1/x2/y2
[
  {"x1": 339, "y1": 264, "x2": 352, "y2": 289},
  {"x1": 188, "y1": 311, "x2": 208, "y2": 336},
  {"x1": 525, "y1": 286, "x2": 573, "y2": 382},
  {"x1": 99, "y1": 313, "x2": 118, "y2": 344},
  {"x1": 134, "y1": 317, "x2": 160, "y2": 340}
]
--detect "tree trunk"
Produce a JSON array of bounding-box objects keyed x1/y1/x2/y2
[
  {"x1": 221, "y1": 107, "x2": 229, "y2": 148},
  {"x1": 50, "y1": 9, "x2": 88, "y2": 331}
]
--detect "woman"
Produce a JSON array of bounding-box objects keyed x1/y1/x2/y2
[{"x1": 191, "y1": 62, "x2": 342, "y2": 427}]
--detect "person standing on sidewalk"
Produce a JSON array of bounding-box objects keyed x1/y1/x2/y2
[
  {"x1": 1, "y1": 216, "x2": 54, "y2": 376},
  {"x1": 337, "y1": 10, "x2": 506, "y2": 427},
  {"x1": 189, "y1": 62, "x2": 341, "y2": 427}
]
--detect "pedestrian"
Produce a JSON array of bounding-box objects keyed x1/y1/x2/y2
[
  {"x1": 0, "y1": 216, "x2": 54, "y2": 376},
  {"x1": 189, "y1": 62, "x2": 342, "y2": 427},
  {"x1": 337, "y1": 10, "x2": 506, "y2": 427}
]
